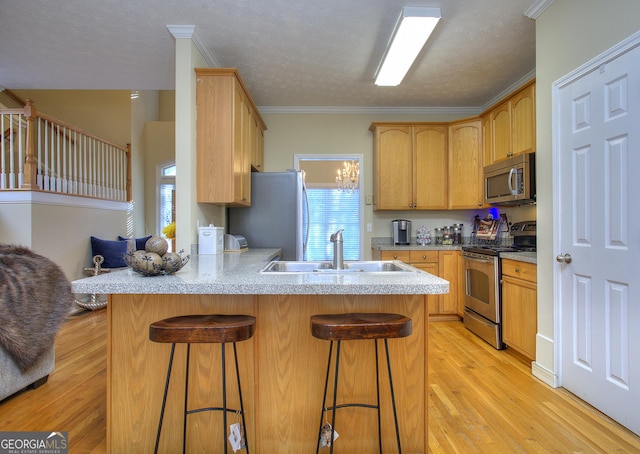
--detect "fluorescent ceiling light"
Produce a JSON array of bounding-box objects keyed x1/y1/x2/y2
[{"x1": 375, "y1": 7, "x2": 441, "y2": 87}]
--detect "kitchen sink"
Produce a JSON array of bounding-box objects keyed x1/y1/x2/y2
[{"x1": 259, "y1": 260, "x2": 417, "y2": 274}]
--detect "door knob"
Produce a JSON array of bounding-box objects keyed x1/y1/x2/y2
[{"x1": 556, "y1": 253, "x2": 572, "y2": 264}]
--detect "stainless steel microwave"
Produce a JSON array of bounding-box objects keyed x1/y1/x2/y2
[{"x1": 484, "y1": 153, "x2": 536, "y2": 206}]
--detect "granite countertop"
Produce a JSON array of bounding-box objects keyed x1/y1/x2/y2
[
  {"x1": 500, "y1": 251, "x2": 537, "y2": 264},
  {"x1": 71, "y1": 248, "x2": 449, "y2": 296},
  {"x1": 372, "y1": 237, "x2": 537, "y2": 264},
  {"x1": 371, "y1": 243, "x2": 463, "y2": 251},
  {"x1": 371, "y1": 236, "x2": 462, "y2": 251}
]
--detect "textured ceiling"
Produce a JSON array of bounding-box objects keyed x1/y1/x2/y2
[{"x1": 0, "y1": 0, "x2": 536, "y2": 110}]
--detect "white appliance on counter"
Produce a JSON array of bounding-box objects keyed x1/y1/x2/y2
[
  {"x1": 198, "y1": 225, "x2": 224, "y2": 254},
  {"x1": 227, "y1": 171, "x2": 309, "y2": 261}
]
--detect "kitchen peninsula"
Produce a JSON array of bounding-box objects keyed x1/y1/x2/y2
[{"x1": 72, "y1": 249, "x2": 448, "y2": 453}]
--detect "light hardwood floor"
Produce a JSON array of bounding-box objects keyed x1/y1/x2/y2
[{"x1": 1, "y1": 309, "x2": 639, "y2": 453}]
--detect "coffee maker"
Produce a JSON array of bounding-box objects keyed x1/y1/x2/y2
[{"x1": 392, "y1": 219, "x2": 411, "y2": 245}]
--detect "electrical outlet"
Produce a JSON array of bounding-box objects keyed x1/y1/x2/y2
[
  {"x1": 365, "y1": 195, "x2": 373, "y2": 205},
  {"x1": 366, "y1": 223, "x2": 372, "y2": 232}
]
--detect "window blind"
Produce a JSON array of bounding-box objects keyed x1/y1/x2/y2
[{"x1": 305, "y1": 188, "x2": 360, "y2": 261}]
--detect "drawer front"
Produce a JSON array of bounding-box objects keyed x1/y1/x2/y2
[
  {"x1": 501, "y1": 258, "x2": 537, "y2": 282},
  {"x1": 380, "y1": 250, "x2": 411, "y2": 262},
  {"x1": 409, "y1": 250, "x2": 439, "y2": 264}
]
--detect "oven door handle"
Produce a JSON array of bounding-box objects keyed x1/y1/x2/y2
[{"x1": 463, "y1": 252, "x2": 496, "y2": 263}]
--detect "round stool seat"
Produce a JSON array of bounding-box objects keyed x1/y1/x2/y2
[
  {"x1": 310, "y1": 313, "x2": 412, "y2": 341},
  {"x1": 149, "y1": 314, "x2": 256, "y2": 344}
]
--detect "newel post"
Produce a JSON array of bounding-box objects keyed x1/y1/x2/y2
[
  {"x1": 21, "y1": 99, "x2": 38, "y2": 190},
  {"x1": 126, "y1": 143, "x2": 132, "y2": 202}
]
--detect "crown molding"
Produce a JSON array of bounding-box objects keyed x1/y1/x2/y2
[
  {"x1": 166, "y1": 25, "x2": 220, "y2": 68},
  {"x1": 525, "y1": 0, "x2": 556, "y2": 19},
  {"x1": 257, "y1": 105, "x2": 481, "y2": 116},
  {"x1": 166, "y1": 24, "x2": 195, "y2": 39},
  {"x1": 480, "y1": 69, "x2": 536, "y2": 112}
]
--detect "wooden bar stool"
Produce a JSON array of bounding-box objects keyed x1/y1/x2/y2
[
  {"x1": 149, "y1": 314, "x2": 256, "y2": 454},
  {"x1": 310, "y1": 313, "x2": 412, "y2": 454}
]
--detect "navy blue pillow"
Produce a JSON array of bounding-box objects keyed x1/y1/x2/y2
[
  {"x1": 118, "y1": 235, "x2": 152, "y2": 251},
  {"x1": 90, "y1": 236, "x2": 127, "y2": 268}
]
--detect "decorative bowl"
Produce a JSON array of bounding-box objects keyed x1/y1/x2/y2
[{"x1": 124, "y1": 250, "x2": 190, "y2": 276}]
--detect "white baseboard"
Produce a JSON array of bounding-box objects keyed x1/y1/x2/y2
[{"x1": 532, "y1": 361, "x2": 559, "y2": 388}]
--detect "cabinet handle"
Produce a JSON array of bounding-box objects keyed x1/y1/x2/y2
[
  {"x1": 393, "y1": 255, "x2": 398, "y2": 259},
  {"x1": 515, "y1": 267, "x2": 520, "y2": 273},
  {"x1": 422, "y1": 255, "x2": 427, "y2": 259}
]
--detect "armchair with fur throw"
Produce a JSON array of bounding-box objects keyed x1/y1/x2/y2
[{"x1": 0, "y1": 244, "x2": 74, "y2": 401}]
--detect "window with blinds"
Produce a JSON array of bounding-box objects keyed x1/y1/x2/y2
[
  {"x1": 158, "y1": 162, "x2": 175, "y2": 243},
  {"x1": 304, "y1": 188, "x2": 360, "y2": 261}
]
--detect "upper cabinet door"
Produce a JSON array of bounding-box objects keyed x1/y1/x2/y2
[
  {"x1": 195, "y1": 68, "x2": 266, "y2": 207},
  {"x1": 449, "y1": 119, "x2": 484, "y2": 209},
  {"x1": 492, "y1": 101, "x2": 512, "y2": 163},
  {"x1": 414, "y1": 125, "x2": 448, "y2": 210},
  {"x1": 511, "y1": 83, "x2": 536, "y2": 156},
  {"x1": 373, "y1": 125, "x2": 413, "y2": 210},
  {"x1": 485, "y1": 80, "x2": 536, "y2": 165}
]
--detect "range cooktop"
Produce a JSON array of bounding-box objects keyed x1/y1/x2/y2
[{"x1": 462, "y1": 245, "x2": 536, "y2": 256}]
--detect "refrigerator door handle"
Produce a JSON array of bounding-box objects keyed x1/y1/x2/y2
[{"x1": 303, "y1": 181, "x2": 310, "y2": 259}]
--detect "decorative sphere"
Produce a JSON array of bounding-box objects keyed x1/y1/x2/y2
[
  {"x1": 133, "y1": 250, "x2": 163, "y2": 273},
  {"x1": 145, "y1": 236, "x2": 169, "y2": 256},
  {"x1": 162, "y1": 252, "x2": 184, "y2": 273}
]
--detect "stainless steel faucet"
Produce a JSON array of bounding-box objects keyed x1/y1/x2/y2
[{"x1": 330, "y1": 229, "x2": 344, "y2": 270}]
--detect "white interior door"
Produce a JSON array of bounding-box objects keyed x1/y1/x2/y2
[{"x1": 555, "y1": 34, "x2": 640, "y2": 436}]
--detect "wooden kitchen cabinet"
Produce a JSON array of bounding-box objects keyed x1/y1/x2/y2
[
  {"x1": 379, "y1": 250, "x2": 411, "y2": 262},
  {"x1": 378, "y1": 249, "x2": 459, "y2": 319},
  {"x1": 370, "y1": 123, "x2": 448, "y2": 210},
  {"x1": 456, "y1": 250, "x2": 466, "y2": 318},
  {"x1": 501, "y1": 258, "x2": 537, "y2": 361},
  {"x1": 511, "y1": 83, "x2": 536, "y2": 157},
  {"x1": 415, "y1": 125, "x2": 448, "y2": 209},
  {"x1": 195, "y1": 68, "x2": 266, "y2": 206},
  {"x1": 448, "y1": 118, "x2": 484, "y2": 209},
  {"x1": 485, "y1": 80, "x2": 536, "y2": 165},
  {"x1": 436, "y1": 250, "x2": 459, "y2": 317}
]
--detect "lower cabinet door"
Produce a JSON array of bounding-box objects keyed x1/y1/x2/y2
[{"x1": 502, "y1": 275, "x2": 537, "y2": 360}]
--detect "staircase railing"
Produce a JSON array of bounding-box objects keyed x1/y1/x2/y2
[{"x1": 0, "y1": 100, "x2": 131, "y2": 202}]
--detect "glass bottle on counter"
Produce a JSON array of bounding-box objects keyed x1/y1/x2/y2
[
  {"x1": 434, "y1": 228, "x2": 444, "y2": 245},
  {"x1": 453, "y1": 223, "x2": 463, "y2": 244},
  {"x1": 443, "y1": 226, "x2": 453, "y2": 245}
]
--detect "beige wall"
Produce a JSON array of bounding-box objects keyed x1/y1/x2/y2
[
  {"x1": 13, "y1": 90, "x2": 131, "y2": 148},
  {"x1": 534, "y1": 0, "x2": 640, "y2": 382}
]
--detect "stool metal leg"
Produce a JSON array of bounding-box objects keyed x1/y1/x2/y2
[
  {"x1": 316, "y1": 340, "x2": 334, "y2": 454},
  {"x1": 154, "y1": 343, "x2": 176, "y2": 454},
  {"x1": 329, "y1": 340, "x2": 341, "y2": 454},
  {"x1": 233, "y1": 342, "x2": 250, "y2": 454},
  {"x1": 183, "y1": 343, "x2": 191, "y2": 454},
  {"x1": 384, "y1": 339, "x2": 402, "y2": 454},
  {"x1": 375, "y1": 340, "x2": 382, "y2": 454},
  {"x1": 221, "y1": 342, "x2": 228, "y2": 454}
]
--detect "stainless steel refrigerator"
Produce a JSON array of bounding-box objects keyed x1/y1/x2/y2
[{"x1": 227, "y1": 171, "x2": 308, "y2": 260}]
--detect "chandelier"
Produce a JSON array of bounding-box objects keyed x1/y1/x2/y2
[{"x1": 336, "y1": 160, "x2": 359, "y2": 192}]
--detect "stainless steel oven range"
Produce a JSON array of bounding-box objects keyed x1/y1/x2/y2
[{"x1": 461, "y1": 221, "x2": 536, "y2": 349}]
